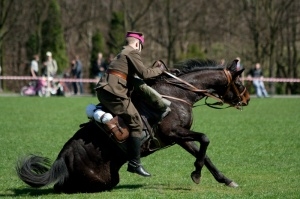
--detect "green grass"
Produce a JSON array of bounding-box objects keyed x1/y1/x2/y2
[{"x1": 0, "y1": 96, "x2": 299, "y2": 198}]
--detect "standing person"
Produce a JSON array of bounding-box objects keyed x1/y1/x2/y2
[
  {"x1": 29, "y1": 54, "x2": 40, "y2": 89},
  {"x1": 247, "y1": 62, "x2": 269, "y2": 98},
  {"x1": 92, "y1": 52, "x2": 106, "y2": 81},
  {"x1": 71, "y1": 56, "x2": 84, "y2": 95},
  {"x1": 95, "y1": 31, "x2": 170, "y2": 177},
  {"x1": 236, "y1": 57, "x2": 244, "y2": 82},
  {"x1": 30, "y1": 54, "x2": 39, "y2": 78},
  {"x1": 236, "y1": 57, "x2": 243, "y2": 71},
  {"x1": 43, "y1": 51, "x2": 58, "y2": 77},
  {"x1": 70, "y1": 60, "x2": 77, "y2": 94},
  {"x1": 42, "y1": 51, "x2": 58, "y2": 96},
  {"x1": 103, "y1": 53, "x2": 114, "y2": 71}
]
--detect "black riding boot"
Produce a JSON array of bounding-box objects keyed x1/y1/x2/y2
[{"x1": 127, "y1": 137, "x2": 151, "y2": 177}]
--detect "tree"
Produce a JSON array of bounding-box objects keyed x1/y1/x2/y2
[
  {"x1": 41, "y1": 0, "x2": 68, "y2": 73},
  {"x1": 1, "y1": 0, "x2": 299, "y2": 94},
  {"x1": 146, "y1": 0, "x2": 203, "y2": 66},
  {"x1": 89, "y1": 31, "x2": 105, "y2": 94},
  {"x1": 0, "y1": 0, "x2": 21, "y2": 90},
  {"x1": 107, "y1": 11, "x2": 125, "y2": 55},
  {"x1": 276, "y1": 0, "x2": 300, "y2": 94},
  {"x1": 90, "y1": 31, "x2": 105, "y2": 75}
]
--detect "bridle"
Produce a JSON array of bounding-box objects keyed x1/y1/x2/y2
[
  {"x1": 220, "y1": 69, "x2": 248, "y2": 110},
  {"x1": 161, "y1": 69, "x2": 247, "y2": 110}
]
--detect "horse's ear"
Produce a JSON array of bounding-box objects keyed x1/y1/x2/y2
[
  {"x1": 227, "y1": 59, "x2": 244, "y2": 79},
  {"x1": 227, "y1": 59, "x2": 238, "y2": 73}
]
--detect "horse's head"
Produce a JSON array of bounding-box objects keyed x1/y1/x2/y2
[
  {"x1": 220, "y1": 59, "x2": 250, "y2": 109},
  {"x1": 159, "y1": 58, "x2": 250, "y2": 110}
]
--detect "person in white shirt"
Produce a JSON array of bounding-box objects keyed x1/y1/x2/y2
[{"x1": 43, "y1": 51, "x2": 58, "y2": 77}]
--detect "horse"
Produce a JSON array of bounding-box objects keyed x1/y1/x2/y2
[{"x1": 16, "y1": 59, "x2": 250, "y2": 193}]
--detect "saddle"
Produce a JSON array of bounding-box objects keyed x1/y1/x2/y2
[{"x1": 94, "y1": 99, "x2": 162, "y2": 153}]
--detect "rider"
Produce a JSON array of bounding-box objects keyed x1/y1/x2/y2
[{"x1": 95, "y1": 31, "x2": 170, "y2": 177}]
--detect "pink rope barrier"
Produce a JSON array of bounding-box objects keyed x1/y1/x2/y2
[
  {"x1": 241, "y1": 77, "x2": 300, "y2": 83},
  {"x1": 0, "y1": 76, "x2": 300, "y2": 83},
  {"x1": 0, "y1": 76, "x2": 98, "y2": 83}
]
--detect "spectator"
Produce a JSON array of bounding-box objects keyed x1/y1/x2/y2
[
  {"x1": 29, "y1": 54, "x2": 40, "y2": 88},
  {"x1": 42, "y1": 51, "x2": 58, "y2": 77},
  {"x1": 236, "y1": 57, "x2": 243, "y2": 71},
  {"x1": 30, "y1": 54, "x2": 39, "y2": 78},
  {"x1": 236, "y1": 57, "x2": 244, "y2": 80},
  {"x1": 104, "y1": 53, "x2": 114, "y2": 67},
  {"x1": 92, "y1": 52, "x2": 106, "y2": 81},
  {"x1": 247, "y1": 62, "x2": 269, "y2": 98},
  {"x1": 71, "y1": 56, "x2": 84, "y2": 95},
  {"x1": 42, "y1": 51, "x2": 58, "y2": 96}
]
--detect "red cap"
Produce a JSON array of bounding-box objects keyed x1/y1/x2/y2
[{"x1": 126, "y1": 31, "x2": 144, "y2": 44}]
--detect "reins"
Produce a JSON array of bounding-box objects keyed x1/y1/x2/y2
[
  {"x1": 160, "y1": 94, "x2": 193, "y2": 106},
  {"x1": 163, "y1": 71, "x2": 224, "y2": 104},
  {"x1": 161, "y1": 69, "x2": 244, "y2": 110}
]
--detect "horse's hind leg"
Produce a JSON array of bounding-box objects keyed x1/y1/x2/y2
[{"x1": 205, "y1": 156, "x2": 238, "y2": 187}]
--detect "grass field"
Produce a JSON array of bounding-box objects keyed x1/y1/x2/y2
[{"x1": 0, "y1": 96, "x2": 299, "y2": 199}]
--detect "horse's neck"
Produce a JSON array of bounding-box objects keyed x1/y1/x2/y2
[{"x1": 160, "y1": 70, "x2": 223, "y2": 104}]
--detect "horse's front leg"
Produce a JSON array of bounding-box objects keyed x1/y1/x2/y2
[
  {"x1": 172, "y1": 128, "x2": 210, "y2": 184},
  {"x1": 181, "y1": 140, "x2": 239, "y2": 187},
  {"x1": 191, "y1": 133, "x2": 209, "y2": 184}
]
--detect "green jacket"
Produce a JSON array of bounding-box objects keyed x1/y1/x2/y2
[{"x1": 96, "y1": 45, "x2": 162, "y2": 99}]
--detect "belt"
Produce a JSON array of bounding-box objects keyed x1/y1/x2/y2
[{"x1": 107, "y1": 69, "x2": 127, "y2": 80}]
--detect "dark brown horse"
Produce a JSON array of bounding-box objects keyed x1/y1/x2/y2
[{"x1": 16, "y1": 59, "x2": 250, "y2": 193}]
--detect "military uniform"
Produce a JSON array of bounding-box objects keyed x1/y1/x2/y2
[
  {"x1": 96, "y1": 45, "x2": 163, "y2": 135},
  {"x1": 96, "y1": 32, "x2": 169, "y2": 177}
]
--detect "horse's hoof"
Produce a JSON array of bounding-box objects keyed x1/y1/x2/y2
[
  {"x1": 227, "y1": 181, "x2": 239, "y2": 188},
  {"x1": 190, "y1": 171, "x2": 201, "y2": 184}
]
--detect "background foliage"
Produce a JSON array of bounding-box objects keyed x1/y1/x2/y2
[
  {"x1": 0, "y1": 0, "x2": 299, "y2": 94},
  {"x1": 0, "y1": 96, "x2": 299, "y2": 198}
]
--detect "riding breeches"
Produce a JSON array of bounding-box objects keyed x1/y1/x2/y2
[{"x1": 97, "y1": 89, "x2": 143, "y2": 138}]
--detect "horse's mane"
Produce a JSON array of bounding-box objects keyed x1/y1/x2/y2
[
  {"x1": 146, "y1": 59, "x2": 225, "y2": 85},
  {"x1": 173, "y1": 59, "x2": 224, "y2": 76}
]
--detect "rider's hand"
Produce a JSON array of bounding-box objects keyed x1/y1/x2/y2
[
  {"x1": 158, "y1": 62, "x2": 166, "y2": 71},
  {"x1": 154, "y1": 61, "x2": 166, "y2": 71}
]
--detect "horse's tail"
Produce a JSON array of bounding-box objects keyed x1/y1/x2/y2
[{"x1": 16, "y1": 154, "x2": 68, "y2": 188}]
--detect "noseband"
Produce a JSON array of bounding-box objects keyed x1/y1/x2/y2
[{"x1": 162, "y1": 69, "x2": 247, "y2": 110}]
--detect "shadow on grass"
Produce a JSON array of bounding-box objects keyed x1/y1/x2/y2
[
  {"x1": 1, "y1": 188, "x2": 56, "y2": 197},
  {"x1": 2, "y1": 183, "x2": 191, "y2": 197},
  {"x1": 115, "y1": 183, "x2": 192, "y2": 191}
]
